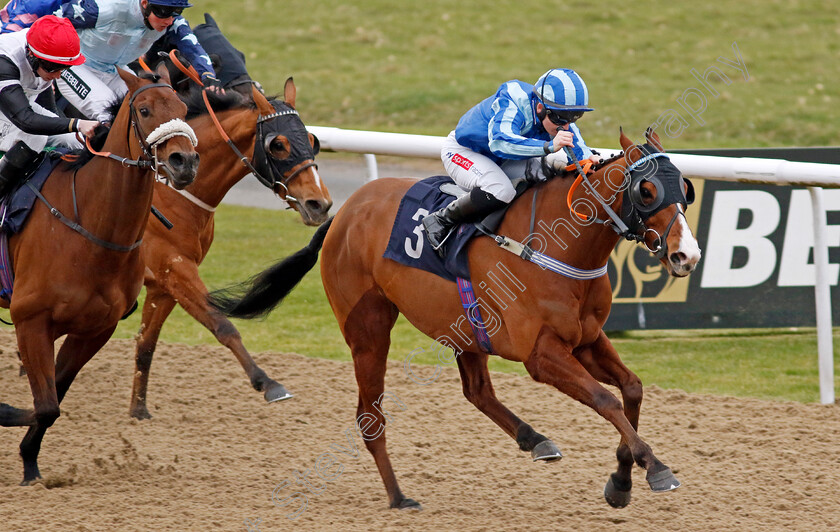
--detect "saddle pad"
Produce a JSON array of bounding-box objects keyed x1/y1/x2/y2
[
  {"x1": 0, "y1": 153, "x2": 65, "y2": 235},
  {"x1": 383, "y1": 176, "x2": 480, "y2": 282}
]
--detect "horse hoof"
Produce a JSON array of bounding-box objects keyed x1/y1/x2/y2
[
  {"x1": 19, "y1": 476, "x2": 42, "y2": 487},
  {"x1": 604, "y1": 474, "x2": 632, "y2": 508},
  {"x1": 391, "y1": 498, "x2": 422, "y2": 511},
  {"x1": 647, "y1": 467, "x2": 681, "y2": 492},
  {"x1": 531, "y1": 439, "x2": 563, "y2": 462},
  {"x1": 264, "y1": 384, "x2": 293, "y2": 403},
  {"x1": 129, "y1": 407, "x2": 152, "y2": 421}
]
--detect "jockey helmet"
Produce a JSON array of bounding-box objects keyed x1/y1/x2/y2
[
  {"x1": 26, "y1": 16, "x2": 85, "y2": 66},
  {"x1": 533, "y1": 68, "x2": 593, "y2": 112}
]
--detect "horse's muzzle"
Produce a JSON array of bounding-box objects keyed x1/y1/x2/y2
[{"x1": 166, "y1": 152, "x2": 200, "y2": 190}]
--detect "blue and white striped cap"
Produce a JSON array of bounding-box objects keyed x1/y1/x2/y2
[{"x1": 533, "y1": 68, "x2": 593, "y2": 111}]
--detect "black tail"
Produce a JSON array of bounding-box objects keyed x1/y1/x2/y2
[{"x1": 208, "y1": 217, "x2": 333, "y2": 319}]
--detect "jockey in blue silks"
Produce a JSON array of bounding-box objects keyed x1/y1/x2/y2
[
  {"x1": 0, "y1": 0, "x2": 221, "y2": 122},
  {"x1": 422, "y1": 68, "x2": 603, "y2": 251}
]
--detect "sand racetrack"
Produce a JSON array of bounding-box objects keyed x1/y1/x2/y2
[{"x1": 0, "y1": 328, "x2": 838, "y2": 531}]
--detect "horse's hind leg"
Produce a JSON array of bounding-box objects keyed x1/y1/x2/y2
[
  {"x1": 130, "y1": 284, "x2": 178, "y2": 419},
  {"x1": 575, "y1": 331, "x2": 646, "y2": 508},
  {"x1": 343, "y1": 289, "x2": 419, "y2": 510},
  {"x1": 456, "y1": 352, "x2": 562, "y2": 461},
  {"x1": 524, "y1": 329, "x2": 679, "y2": 505}
]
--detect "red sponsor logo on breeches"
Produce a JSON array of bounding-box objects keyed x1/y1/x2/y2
[{"x1": 452, "y1": 153, "x2": 474, "y2": 170}]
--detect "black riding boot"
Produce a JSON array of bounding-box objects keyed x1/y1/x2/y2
[
  {"x1": 0, "y1": 141, "x2": 41, "y2": 199},
  {"x1": 422, "y1": 187, "x2": 506, "y2": 251}
]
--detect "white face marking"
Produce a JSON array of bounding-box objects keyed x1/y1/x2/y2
[
  {"x1": 672, "y1": 205, "x2": 701, "y2": 273},
  {"x1": 311, "y1": 166, "x2": 323, "y2": 191}
]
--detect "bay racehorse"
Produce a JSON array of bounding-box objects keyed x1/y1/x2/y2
[
  {"x1": 128, "y1": 79, "x2": 330, "y2": 419},
  {"x1": 0, "y1": 66, "x2": 199, "y2": 485},
  {"x1": 209, "y1": 129, "x2": 701, "y2": 509}
]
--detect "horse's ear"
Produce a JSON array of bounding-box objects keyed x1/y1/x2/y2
[
  {"x1": 252, "y1": 84, "x2": 275, "y2": 115},
  {"x1": 284, "y1": 77, "x2": 297, "y2": 108},
  {"x1": 155, "y1": 62, "x2": 171, "y2": 85},
  {"x1": 118, "y1": 68, "x2": 141, "y2": 93},
  {"x1": 619, "y1": 127, "x2": 646, "y2": 164},
  {"x1": 619, "y1": 127, "x2": 634, "y2": 151},
  {"x1": 645, "y1": 126, "x2": 665, "y2": 152},
  {"x1": 204, "y1": 12, "x2": 218, "y2": 27}
]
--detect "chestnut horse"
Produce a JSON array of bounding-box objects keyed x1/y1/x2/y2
[
  {"x1": 128, "y1": 80, "x2": 331, "y2": 420},
  {"x1": 0, "y1": 67, "x2": 199, "y2": 485},
  {"x1": 210, "y1": 129, "x2": 701, "y2": 509}
]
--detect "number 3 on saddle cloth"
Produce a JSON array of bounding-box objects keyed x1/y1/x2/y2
[
  {"x1": 0, "y1": 151, "x2": 67, "y2": 301},
  {"x1": 383, "y1": 175, "x2": 514, "y2": 354}
]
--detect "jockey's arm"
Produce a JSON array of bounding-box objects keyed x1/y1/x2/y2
[
  {"x1": 0, "y1": 58, "x2": 76, "y2": 135},
  {"x1": 56, "y1": 0, "x2": 99, "y2": 29},
  {"x1": 0, "y1": 0, "x2": 97, "y2": 33},
  {"x1": 167, "y1": 16, "x2": 221, "y2": 90},
  {"x1": 487, "y1": 98, "x2": 549, "y2": 161}
]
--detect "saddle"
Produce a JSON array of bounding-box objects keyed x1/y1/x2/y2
[{"x1": 383, "y1": 176, "x2": 534, "y2": 282}]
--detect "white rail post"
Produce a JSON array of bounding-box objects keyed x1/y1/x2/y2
[
  {"x1": 808, "y1": 186, "x2": 835, "y2": 404},
  {"x1": 364, "y1": 153, "x2": 379, "y2": 182}
]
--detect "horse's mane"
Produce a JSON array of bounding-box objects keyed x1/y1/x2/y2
[{"x1": 182, "y1": 87, "x2": 252, "y2": 119}]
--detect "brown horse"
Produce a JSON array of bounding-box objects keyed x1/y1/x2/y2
[
  {"x1": 128, "y1": 79, "x2": 331, "y2": 419},
  {"x1": 0, "y1": 67, "x2": 199, "y2": 485},
  {"x1": 209, "y1": 129, "x2": 701, "y2": 509}
]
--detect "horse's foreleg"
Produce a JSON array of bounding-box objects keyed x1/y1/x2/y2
[
  {"x1": 456, "y1": 352, "x2": 563, "y2": 462},
  {"x1": 161, "y1": 259, "x2": 290, "y2": 403},
  {"x1": 575, "y1": 331, "x2": 645, "y2": 508},
  {"x1": 13, "y1": 317, "x2": 59, "y2": 484},
  {"x1": 130, "y1": 285, "x2": 177, "y2": 419},
  {"x1": 344, "y1": 289, "x2": 420, "y2": 510},
  {"x1": 524, "y1": 329, "x2": 679, "y2": 501}
]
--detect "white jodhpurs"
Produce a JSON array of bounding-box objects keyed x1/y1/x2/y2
[
  {"x1": 440, "y1": 131, "x2": 532, "y2": 204},
  {"x1": 56, "y1": 64, "x2": 129, "y2": 123}
]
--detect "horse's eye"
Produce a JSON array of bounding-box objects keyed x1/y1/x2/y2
[
  {"x1": 640, "y1": 184, "x2": 655, "y2": 200},
  {"x1": 139, "y1": 108, "x2": 150, "y2": 118}
]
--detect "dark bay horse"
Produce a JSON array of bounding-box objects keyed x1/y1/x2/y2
[
  {"x1": 128, "y1": 80, "x2": 330, "y2": 419},
  {"x1": 209, "y1": 129, "x2": 701, "y2": 509},
  {"x1": 0, "y1": 67, "x2": 199, "y2": 485}
]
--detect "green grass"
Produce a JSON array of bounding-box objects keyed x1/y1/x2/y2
[
  {"x1": 106, "y1": 206, "x2": 839, "y2": 404},
  {"x1": 187, "y1": 0, "x2": 840, "y2": 148},
  {"x1": 11, "y1": 3, "x2": 835, "y2": 402}
]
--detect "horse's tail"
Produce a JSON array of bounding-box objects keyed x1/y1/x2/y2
[{"x1": 207, "y1": 217, "x2": 333, "y2": 319}]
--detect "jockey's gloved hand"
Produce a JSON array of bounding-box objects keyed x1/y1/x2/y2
[
  {"x1": 544, "y1": 150, "x2": 570, "y2": 172},
  {"x1": 202, "y1": 74, "x2": 224, "y2": 93},
  {"x1": 525, "y1": 156, "x2": 556, "y2": 184}
]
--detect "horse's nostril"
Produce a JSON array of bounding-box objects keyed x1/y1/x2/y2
[
  {"x1": 168, "y1": 152, "x2": 185, "y2": 170},
  {"x1": 305, "y1": 199, "x2": 331, "y2": 214},
  {"x1": 670, "y1": 251, "x2": 687, "y2": 264}
]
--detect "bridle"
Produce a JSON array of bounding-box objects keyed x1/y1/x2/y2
[
  {"x1": 160, "y1": 51, "x2": 318, "y2": 210},
  {"x1": 35, "y1": 79, "x2": 196, "y2": 252},
  {"x1": 85, "y1": 80, "x2": 197, "y2": 178},
  {"x1": 565, "y1": 145, "x2": 694, "y2": 259},
  {"x1": 249, "y1": 101, "x2": 319, "y2": 205}
]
